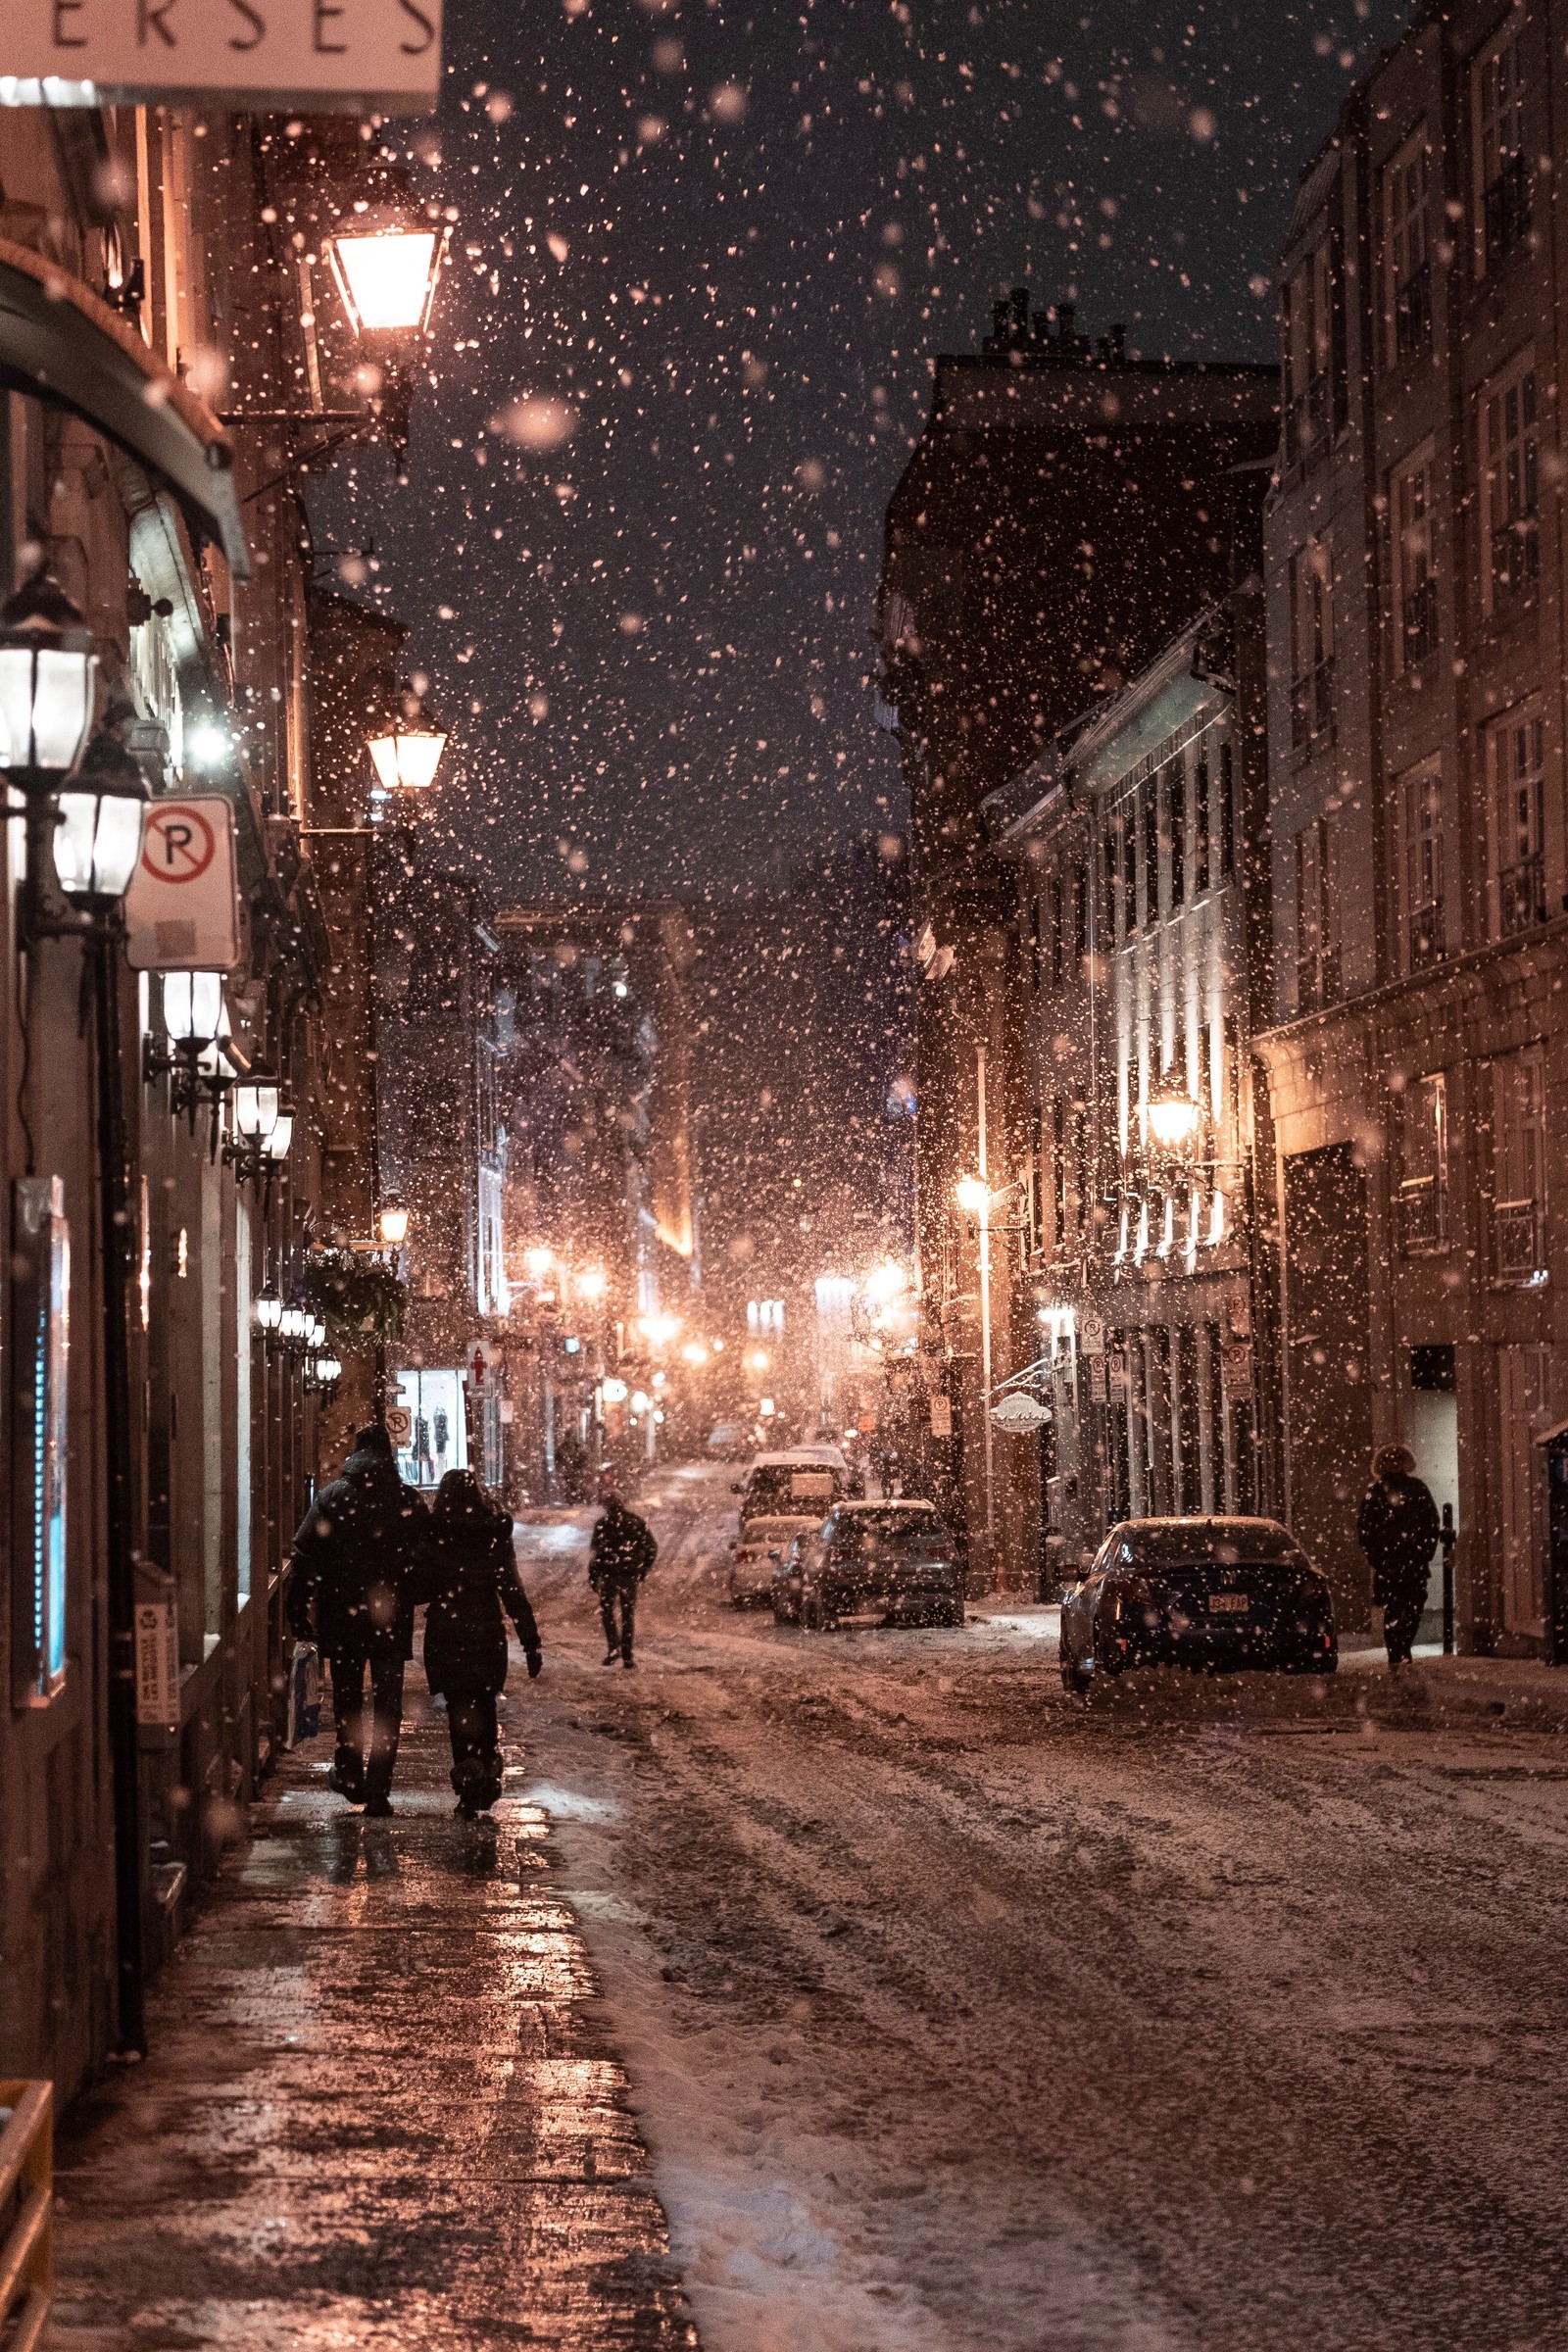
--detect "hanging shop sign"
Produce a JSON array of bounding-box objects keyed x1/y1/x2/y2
[
  {"x1": 124, "y1": 796, "x2": 240, "y2": 972},
  {"x1": 990, "y1": 1391, "x2": 1052, "y2": 1435},
  {"x1": 7, "y1": 0, "x2": 442, "y2": 111}
]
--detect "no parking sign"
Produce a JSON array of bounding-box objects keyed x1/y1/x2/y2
[{"x1": 125, "y1": 796, "x2": 241, "y2": 971}]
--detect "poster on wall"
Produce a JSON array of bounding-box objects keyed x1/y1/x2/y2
[{"x1": 6, "y1": 0, "x2": 442, "y2": 111}]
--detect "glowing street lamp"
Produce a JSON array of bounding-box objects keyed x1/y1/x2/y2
[
  {"x1": 524, "y1": 1247, "x2": 554, "y2": 1283},
  {"x1": 367, "y1": 679, "x2": 447, "y2": 795},
  {"x1": 1148, "y1": 1090, "x2": 1203, "y2": 1153},
  {"x1": 378, "y1": 1199, "x2": 410, "y2": 1248},
  {"x1": 54, "y1": 727, "x2": 147, "y2": 906},
  {"x1": 955, "y1": 1175, "x2": 991, "y2": 1217},
  {"x1": 326, "y1": 214, "x2": 448, "y2": 338}
]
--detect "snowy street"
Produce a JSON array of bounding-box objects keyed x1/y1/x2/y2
[{"x1": 517, "y1": 1464, "x2": 1568, "y2": 2352}]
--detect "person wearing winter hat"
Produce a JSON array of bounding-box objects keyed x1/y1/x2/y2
[
  {"x1": 1356, "y1": 1444, "x2": 1441, "y2": 1670},
  {"x1": 422, "y1": 1469, "x2": 542, "y2": 1817}
]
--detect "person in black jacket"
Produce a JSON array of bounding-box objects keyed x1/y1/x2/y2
[
  {"x1": 287, "y1": 1424, "x2": 430, "y2": 1815},
  {"x1": 1357, "y1": 1445, "x2": 1441, "y2": 1668},
  {"x1": 589, "y1": 1492, "x2": 656, "y2": 1668},
  {"x1": 422, "y1": 1470, "x2": 542, "y2": 1817}
]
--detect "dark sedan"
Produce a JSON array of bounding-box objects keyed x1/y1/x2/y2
[
  {"x1": 1058, "y1": 1517, "x2": 1337, "y2": 1693},
  {"x1": 772, "y1": 1501, "x2": 966, "y2": 1631}
]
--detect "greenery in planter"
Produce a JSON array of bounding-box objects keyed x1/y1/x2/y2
[{"x1": 306, "y1": 1249, "x2": 408, "y2": 1354}]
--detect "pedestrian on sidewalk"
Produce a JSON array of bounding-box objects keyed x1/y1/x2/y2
[
  {"x1": 422, "y1": 1469, "x2": 543, "y2": 1817},
  {"x1": 1357, "y1": 1444, "x2": 1441, "y2": 1670},
  {"x1": 287, "y1": 1423, "x2": 430, "y2": 1815},
  {"x1": 589, "y1": 1492, "x2": 656, "y2": 1669}
]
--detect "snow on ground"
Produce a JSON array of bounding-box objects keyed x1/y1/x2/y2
[{"x1": 508, "y1": 1463, "x2": 1568, "y2": 2352}]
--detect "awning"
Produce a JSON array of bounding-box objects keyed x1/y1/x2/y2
[{"x1": 0, "y1": 235, "x2": 250, "y2": 580}]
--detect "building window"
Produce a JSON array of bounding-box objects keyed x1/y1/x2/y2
[
  {"x1": 1142, "y1": 780, "x2": 1158, "y2": 924},
  {"x1": 1071, "y1": 1103, "x2": 1089, "y2": 1235},
  {"x1": 1493, "y1": 1046, "x2": 1546, "y2": 1282},
  {"x1": 1218, "y1": 740, "x2": 1235, "y2": 878},
  {"x1": 1399, "y1": 760, "x2": 1446, "y2": 971},
  {"x1": 1480, "y1": 353, "x2": 1539, "y2": 609},
  {"x1": 1194, "y1": 745, "x2": 1211, "y2": 895},
  {"x1": 1029, "y1": 1106, "x2": 1047, "y2": 1254},
  {"x1": 1120, "y1": 804, "x2": 1138, "y2": 936},
  {"x1": 1399, "y1": 1073, "x2": 1447, "y2": 1251},
  {"x1": 1390, "y1": 442, "x2": 1438, "y2": 671},
  {"x1": 1048, "y1": 872, "x2": 1064, "y2": 985},
  {"x1": 1295, "y1": 812, "x2": 1341, "y2": 1013},
  {"x1": 1289, "y1": 537, "x2": 1335, "y2": 749},
  {"x1": 1102, "y1": 821, "x2": 1118, "y2": 944},
  {"x1": 1383, "y1": 126, "x2": 1431, "y2": 361},
  {"x1": 1072, "y1": 863, "x2": 1089, "y2": 964},
  {"x1": 1283, "y1": 236, "x2": 1337, "y2": 466},
  {"x1": 1166, "y1": 757, "x2": 1186, "y2": 909},
  {"x1": 1474, "y1": 24, "x2": 1530, "y2": 275},
  {"x1": 1487, "y1": 706, "x2": 1547, "y2": 940}
]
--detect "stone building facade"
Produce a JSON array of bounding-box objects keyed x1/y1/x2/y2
[{"x1": 1259, "y1": 0, "x2": 1568, "y2": 1650}]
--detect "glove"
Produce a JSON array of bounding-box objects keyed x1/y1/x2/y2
[{"x1": 526, "y1": 1651, "x2": 543, "y2": 1680}]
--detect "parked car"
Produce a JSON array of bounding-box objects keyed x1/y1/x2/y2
[
  {"x1": 773, "y1": 1500, "x2": 966, "y2": 1630},
  {"x1": 735, "y1": 1450, "x2": 846, "y2": 1519},
  {"x1": 707, "y1": 1421, "x2": 749, "y2": 1461},
  {"x1": 1057, "y1": 1517, "x2": 1338, "y2": 1694},
  {"x1": 727, "y1": 1514, "x2": 824, "y2": 1606}
]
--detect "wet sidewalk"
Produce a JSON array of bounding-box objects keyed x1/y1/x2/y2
[{"x1": 50, "y1": 1689, "x2": 696, "y2": 2352}]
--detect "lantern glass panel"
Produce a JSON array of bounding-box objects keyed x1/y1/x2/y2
[
  {"x1": 0, "y1": 643, "x2": 97, "y2": 777},
  {"x1": 329, "y1": 229, "x2": 440, "y2": 334},
  {"x1": 55, "y1": 784, "x2": 144, "y2": 901},
  {"x1": 266, "y1": 1112, "x2": 294, "y2": 1163}
]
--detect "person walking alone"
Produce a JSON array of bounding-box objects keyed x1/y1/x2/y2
[
  {"x1": 1357, "y1": 1444, "x2": 1441, "y2": 1670},
  {"x1": 422, "y1": 1469, "x2": 542, "y2": 1817},
  {"x1": 589, "y1": 1491, "x2": 656, "y2": 1669},
  {"x1": 287, "y1": 1424, "x2": 430, "y2": 1815}
]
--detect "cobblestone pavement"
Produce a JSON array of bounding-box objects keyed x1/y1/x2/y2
[{"x1": 50, "y1": 1686, "x2": 697, "y2": 2352}]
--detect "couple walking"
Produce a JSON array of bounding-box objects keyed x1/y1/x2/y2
[{"x1": 287, "y1": 1425, "x2": 541, "y2": 1819}]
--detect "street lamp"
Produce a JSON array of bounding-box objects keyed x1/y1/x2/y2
[
  {"x1": 576, "y1": 1268, "x2": 607, "y2": 1303},
  {"x1": 150, "y1": 971, "x2": 230, "y2": 1127},
  {"x1": 325, "y1": 213, "x2": 448, "y2": 338},
  {"x1": 1148, "y1": 1089, "x2": 1203, "y2": 1154},
  {"x1": 54, "y1": 727, "x2": 148, "y2": 907},
  {"x1": 255, "y1": 1282, "x2": 283, "y2": 1338},
  {"x1": 367, "y1": 679, "x2": 448, "y2": 796},
  {"x1": 0, "y1": 573, "x2": 97, "y2": 779},
  {"x1": 378, "y1": 1199, "x2": 410, "y2": 1248}
]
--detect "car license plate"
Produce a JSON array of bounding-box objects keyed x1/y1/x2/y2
[{"x1": 1208, "y1": 1592, "x2": 1250, "y2": 1614}]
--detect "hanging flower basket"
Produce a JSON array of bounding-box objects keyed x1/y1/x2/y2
[{"x1": 306, "y1": 1249, "x2": 408, "y2": 1354}]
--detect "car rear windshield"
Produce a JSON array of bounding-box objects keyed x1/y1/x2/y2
[
  {"x1": 1124, "y1": 1522, "x2": 1300, "y2": 1566},
  {"x1": 741, "y1": 1518, "x2": 814, "y2": 1544},
  {"x1": 744, "y1": 1467, "x2": 839, "y2": 1512},
  {"x1": 833, "y1": 1511, "x2": 952, "y2": 1555}
]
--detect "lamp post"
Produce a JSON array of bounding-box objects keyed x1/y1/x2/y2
[
  {"x1": 367, "y1": 681, "x2": 447, "y2": 798},
  {"x1": 956, "y1": 1175, "x2": 995, "y2": 1553}
]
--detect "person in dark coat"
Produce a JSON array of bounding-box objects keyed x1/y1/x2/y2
[
  {"x1": 287, "y1": 1424, "x2": 430, "y2": 1815},
  {"x1": 422, "y1": 1469, "x2": 542, "y2": 1817},
  {"x1": 589, "y1": 1492, "x2": 656, "y2": 1668},
  {"x1": 1357, "y1": 1444, "x2": 1441, "y2": 1668}
]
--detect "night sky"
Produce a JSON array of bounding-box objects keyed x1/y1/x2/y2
[{"x1": 320, "y1": 0, "x2": 1413, "y2": 903}]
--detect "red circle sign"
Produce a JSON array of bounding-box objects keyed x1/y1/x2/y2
[{"x1": 141, "y1": 805, "x2": 217, "y2": 885}]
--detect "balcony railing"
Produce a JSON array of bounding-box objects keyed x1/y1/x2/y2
[
  {"x1": 1407, "y1": 897, "x2": 1445, "y2": 970},
  {"x1": 1498, "y1": 850, "x2": 1546, "y2": 937},
  {"x1": 1290, "y1": 658, "x2": 1334, "y2": 752},
  {"x1": 1494, "y1": 1195, "x2": 1544, "y2": 1282},
  {"x1": 1492, "y1": 514, "x2": 1540, "y2": 601},
  {"x1": 1482, "y1": 154, "x2": 1532, "y2": 271},
  {"x1": 1401, "y1": 575, "x2": 1439, "y2": 668},
  {"x1": 1393, "y1": 262, "x2": 1432, "y2": 360},
  {"x1": 1399, "y1": 1172, "x2": 1446, "y2": 1251}
]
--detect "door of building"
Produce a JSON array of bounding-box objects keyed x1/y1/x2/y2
[{"x1": 1406, "y1": 1346, "x2": 1458, "y2": 1645}]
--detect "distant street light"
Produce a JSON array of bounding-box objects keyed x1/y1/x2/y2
[
  {"x1": 524, "y1": 1246, "x2": 554, "y2": 1282},
  {"x1": 956, "y1": 1172, "x2": 996, "y2": 1546},
  {"x1": 576, "y1": 1267, "x2": 608, "y2": 1303},
  {"x1": 1148, "y1": 1090, "x2": 1203, "y2": 1152}
]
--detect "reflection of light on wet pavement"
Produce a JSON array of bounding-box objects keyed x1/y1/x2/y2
[
  {"x1": 525, "y1": 1781, "x2": 622, "y2": 1824},
  {"x1": 51, "y1": 1683, "x2": 693, "y2": 2348}
]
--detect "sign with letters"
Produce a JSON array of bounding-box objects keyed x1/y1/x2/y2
[
  {"x1": 8, "y1": 0, "x2": 441, "y2": 111},
  {"x1": 124, "y1": 795, "x2": 240, "y2": 972}
]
